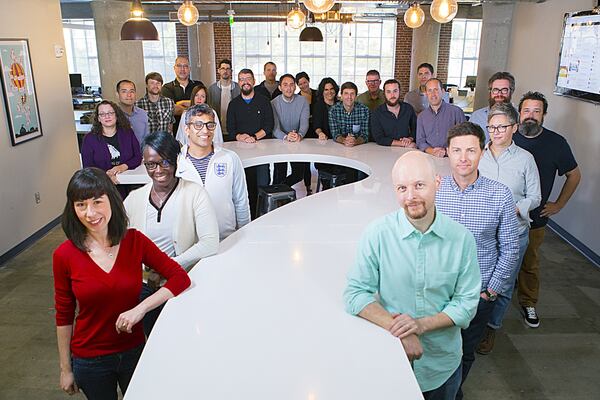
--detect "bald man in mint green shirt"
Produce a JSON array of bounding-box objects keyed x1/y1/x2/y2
[{"x1": 344, "y1": 152, "x2": 481, "y2": 397}]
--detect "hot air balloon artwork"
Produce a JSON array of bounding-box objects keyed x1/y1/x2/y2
[{"x1": 0, "y1": 39, "x2": 42, "y2": 146}]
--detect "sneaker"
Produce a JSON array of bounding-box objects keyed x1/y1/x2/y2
[
  {"x1": 521, "y1": 306, "x2": 540, "y2": 328},
  {"x1": 476, "y1": 327, "x2": 496, "y2": 355}
]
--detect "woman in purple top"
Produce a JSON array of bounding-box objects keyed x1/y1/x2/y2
[{"x1": 81, "y1": 100, "x2": 142, "y2": 196}]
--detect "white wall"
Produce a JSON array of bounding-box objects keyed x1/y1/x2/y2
[
  {"x1": 0, "y1": 0, "x2": 80, "y2": 257},
  {"x1": 507, "y1": 0, "x2": 600, "y2": 255}
]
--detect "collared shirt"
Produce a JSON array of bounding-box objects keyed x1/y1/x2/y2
[
  {"x1": 479, "y1": 141, "x2": 542, "y2": 234},
  {"x1": 404, "y1": 89, "x2": 450, "y2": 115},
  {"x1": 328, "y1": 101, "x2": 370, "y2": 143},
  {"x1": 469, "y1": 105, "x2": 519, "y2": 143},
  {"x1": 136, "y1": 94, "x2": 175, "y2": 134},
  {"x1": 370, "y1": 102, "x2": 417, "y2": 146},
  {"x1": 123, "y1": 106, "x2": 150, "y2": 145},
  {"x1": 356, "y1": 89, "x2": 385, "y2": 111},
  {"x1": 344, "y1": 209, "x2": 481, "y2": 392},
  {"x1": 436, "y1": 175, "x2": 519, "y2": 293},
  {"x1": 161, "y1": 78, "x2": 203, "y2": 103},
  {"x1": 416, "y1": 101, "x2": 466, "y2": 150}
]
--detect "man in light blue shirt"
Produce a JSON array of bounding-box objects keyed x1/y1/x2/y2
[
  {"x1": 469, "y1": 72, "x2": 517, "y2": 142},
  {"x1": 436, "y1": 121, "x2": 520, "y2": 399},
  {"x1": 477, "y1": 103, "x2": 541, "y2": 354},
  {"x1": 344, "y1": 151, "x2": 481, "y2": 399},
  {"x1": 117, "y1": 79, "x2": 150, "y2": 145}
]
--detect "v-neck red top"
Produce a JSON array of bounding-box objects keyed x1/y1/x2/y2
[{"x1": 53, "y1": 229, "x2": 191, "y2": 358}]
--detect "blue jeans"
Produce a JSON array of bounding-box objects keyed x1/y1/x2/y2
[
  {"x1": 456, "y1": 297, "x2": 496, "y2": 400},
  {"x1": 422, "y1": 365, "x2": 462, "y2": 400},
  {"x1": 72, "y1": 344, "x2": 143, "y2": 400},
  {"x1": 139, "y1": 283, "x2": 164, "y2": 337},
  {"x1": 488, "y1": 229, "x2": 529, "y2": 329}
]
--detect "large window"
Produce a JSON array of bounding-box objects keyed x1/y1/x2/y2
[
  {"x1": 447, "y1": 19, "x2": 482, "y2": 88},
  {"x1": 143, "y1": 22, "x2": 177, "y2": 83},
  {"x1": 232, "y1": 20, "x2": 396, "y2": 93},
  {"x1": 63, "y1": 19, "x2": 101, "y2": 88}
]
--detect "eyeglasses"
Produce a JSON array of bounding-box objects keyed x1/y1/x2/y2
[
  {"x1": 490, "y1": 88, "x2": 510, "y2": 95},
  {"x1": 175, "y1": 64, "x2": 190, "y2": 69},
  {"x1": 98, "y1": 111, "x2": 116, "y2": 118},
  {"x1": 486, "y1": 124, "x2": 515, "y2": 133},
  {"x1": 188, "y1": 121, "x2": 217, "y2": 131},
  {"x1": 144, "y1": 159, "x2": 172, "y2": 170}
]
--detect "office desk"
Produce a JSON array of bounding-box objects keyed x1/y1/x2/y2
[{"x1": 123, "y1": 139, "x2": 450, "y2": 400}]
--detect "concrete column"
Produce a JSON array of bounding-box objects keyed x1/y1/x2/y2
[
  {"x1": 409, "y1": 6, "x2": 441, "y2": 91},
  {"x1": 187, "y1": 23, "x2": 216, "y2": 85},
  {"x1": 91, "y1": 0, "x2": 146, "y2": 102},
  {"x1": 473, "y1": 2, "x2": 515, "y2": 109}
]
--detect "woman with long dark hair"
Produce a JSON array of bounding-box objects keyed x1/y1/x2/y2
[{"x1": 53, "y1": 167, "x2": 190, "y2": 399}]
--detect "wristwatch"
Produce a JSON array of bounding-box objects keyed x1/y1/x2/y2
[{"x1": 484, "y1": 289, "x2": 497, "y2": 301}]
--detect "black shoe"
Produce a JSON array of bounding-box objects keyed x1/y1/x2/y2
[
  {"x1": 521, "y1": 306, "x2": 540, "y2": 328},
  {"x1": 306, "y1": 187, "x2": 312, "y2": 196}
]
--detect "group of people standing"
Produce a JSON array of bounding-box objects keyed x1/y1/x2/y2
[{"x1": 56, "y1": 54, "x2": 581, "y2": 400}]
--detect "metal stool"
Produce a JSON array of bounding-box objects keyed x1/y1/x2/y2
[
  {"x1": 256, "y1": 184, "x2": 297, "y2": 217},
  {"x1": 316, "y1": 170, "x2": 348, "y2": 192}
]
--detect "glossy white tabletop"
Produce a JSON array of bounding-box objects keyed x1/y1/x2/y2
[{"x1": 124, "y1": 139, "x2": 450, "y2": 400}]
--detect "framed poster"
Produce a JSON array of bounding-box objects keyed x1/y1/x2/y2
[{"x1": 0, "y1": 39, "x2": 42, "y2": 145}]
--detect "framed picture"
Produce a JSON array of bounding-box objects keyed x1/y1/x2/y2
[{"x1": 0, "y1": 39, "x2": 42, "y2": 146}]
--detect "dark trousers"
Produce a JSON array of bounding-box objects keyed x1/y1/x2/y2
[
  {"x1": 72, "y1": 344, "x2": 143, "y2": 400},
  {"x1": 246, "y1": 164, "x2": 270, "y2": 220},
  {"x1": 456, "y1": 297, "x2": 496, "y2": 400},
  {"x1": 139, "y1": 283, "x2": 164, "y2": 337},
  {"x1": 303, "y1": 162, "x2": 312, "y2": 188},
  {"x1": 273, "y1": 162, "x2": 304, "y2": 187},
  {"x1": 422, "y1": 365, "x2": 462, "y2": 400}
]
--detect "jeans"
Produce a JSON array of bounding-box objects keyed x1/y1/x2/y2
[
  {"x1": 72, "y1": 344, "x2": 143, "y2": 400},
  {"x1": 139, "y1": 283, "x2": 164, "y2": 337},
  {"x1": 422, "y1": 365, "x2": 462, "y2": 400},
  {"x1": 488, "y1": 229, "x2": 529, "y2": 329},
  {"x1": 456, "y1": 297, "x2": 496, "y2": 400},
  {"x1": 518, "y1": 226, "x2": 546, "y2": 307}
]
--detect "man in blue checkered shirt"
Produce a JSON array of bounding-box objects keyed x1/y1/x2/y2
[
  {"x1": 436, "y1": 121, "x2": 519, "y2": 400},
  {"x1": 328, "y1": 81, "x2": 370, "y2": 147}
]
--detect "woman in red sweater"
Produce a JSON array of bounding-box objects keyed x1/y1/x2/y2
[{"x1": 53, "y1": 167, "x2": 191, "y2": 399}]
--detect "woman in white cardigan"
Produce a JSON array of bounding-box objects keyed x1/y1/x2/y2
[
  {"x1": 176, "y1": 84, "x2": 224, "y2": 146},
  {"x1": 124, "y1": 131, "x2": 219, "y2": 336}
]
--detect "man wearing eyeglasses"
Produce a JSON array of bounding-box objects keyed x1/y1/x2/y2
[
  {"x1": 161, "y1": 56, "x2": 204, "y2": 132},
  {"x1": 176, "y1": 103, "x2": 250, "y2": 240},
  {"x1": 357, "y1": 69, "x2": 385, "y2": 112},
  {"x1": 469, "y1": 72, "x2": 517, "y2": 142},
  {"x1": 208, "y1": 59, "x2": 240, "y2": 133}
]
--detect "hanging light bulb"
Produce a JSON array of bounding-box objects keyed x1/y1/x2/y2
[
  {"x1": 303, "y1": 0, "x2": 335, "y2": 15},
  {"x1": 404, "y1": 3, "x2": 425, "y2": 29},
  {"x1": 178, "y1": 0, "x2": 199, "y2": 26},
  {"x1": 287, "y1": 6, "x2": 306, "y2": 30},
  {"x1": 121, "y1": 0, "x2": 159, "y2": 41},
  {"x1": 430, "y1": 0, "x2": 458, "y2": 24}
]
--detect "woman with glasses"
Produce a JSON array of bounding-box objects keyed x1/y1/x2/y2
[
  {"x1": 477, "y1": 102, "x2": 541, "y2": 354},
  {"x1": 81, "y1": 100, "x2": 142, "y2": 198},
  {"x1": 176, "y1": 84, "x2": 224, "y2": 146},
  {"x1": 176, "y1": 104, "x2": 250, "y2": 240},
  {"x1": 124, "y1": 131, "x2": 219, "y2": 336},
  {"x1": 54, "y1": 167, "x2": 190, "y2": 399}
]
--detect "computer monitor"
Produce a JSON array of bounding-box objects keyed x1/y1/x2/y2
[
  {"x1": 465, "y1": 75, "x2": 476, "y2": 90},
  {"x1": 69, "y1": 73, "x2": 83, "y2": 93}
]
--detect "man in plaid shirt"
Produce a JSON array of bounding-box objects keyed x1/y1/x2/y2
[
  {"x1": 136, "y1": 72, "x2": 175, "y2": 134},
  {"x1": 328, "y1": 81, "x2": 370, "y2": 147}
]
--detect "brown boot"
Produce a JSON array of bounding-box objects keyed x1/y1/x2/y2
[{"x1": 476, "y1": 327, "x2": 496, "y2": 355}]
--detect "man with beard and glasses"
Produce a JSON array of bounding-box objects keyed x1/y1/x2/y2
[
  {"x1": 436, "y1": 122, "x2": 519, "y2": 400},
  {"x1": 371, "y1": 79, "x2": 417, "y2": 147},
  {"x1": 344, "y1": 151, "x2": 481, "y2": 399},
  {"x1": 513, "y1": 91, "x2": 581, "y2": 329},
  {"x1": 227, "y1": 68, "x2": 274, "y2": 219},
  {"x1": 208, "y1": 59, "x2": 240, "y2": 133},
  {"x1": 469, "y1": 72, "x2": 517, "y2": 142}
]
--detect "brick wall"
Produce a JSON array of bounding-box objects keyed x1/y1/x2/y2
[
  {"x1": 437, "y1": 21, "x2": 452, "y2": 84},
  {"x1": 213, "y1": 22, "x2": 232, "y2": 80},
  {"x1": 394, "y1": 15, "x2": 413, "y2": 98},
  {"x1": 176, "y1": 23, "x2": 188, "y2": 58}
]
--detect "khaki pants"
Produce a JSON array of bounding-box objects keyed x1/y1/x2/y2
[{"x1": 517, "y1": 226, "x2": 546, "y2": 307}]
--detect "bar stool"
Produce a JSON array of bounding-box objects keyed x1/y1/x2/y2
[
  {"x1": 316, "y1": 170, "x2": 348, "y2": 192},
  {"x1": 256, "y1": 184, "x2": 297, "y2": 217}
]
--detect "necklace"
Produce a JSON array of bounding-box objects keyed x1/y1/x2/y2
[
  {"x1": 151, "y1": 185, "x2": 169, "y2": 207},
  {"x1": 88, "y1": 240, "x2": 116, "y2": 258}
]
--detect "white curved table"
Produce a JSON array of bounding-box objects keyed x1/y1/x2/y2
[{"x1": 124, "y1": 139, "x2": 450, "y2": 400}]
